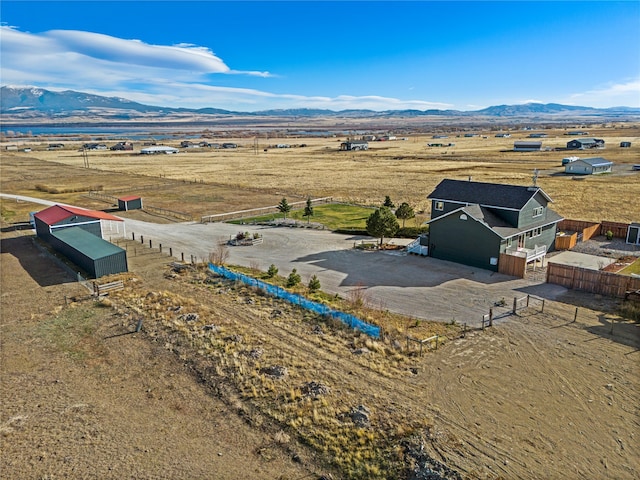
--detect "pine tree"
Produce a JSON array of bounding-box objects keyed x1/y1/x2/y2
[
  {"x1": 303, "y1": 197, "x2": 314, "y2": 224},
  {"x1": 395, "y1": 202, "x2": 415, "y2": 228},
  {"x1": 366, "y1": 206, "x2": 399, "y2": 246},
  {"x1": 308, "y1": 274, "x2": 321, "y2": 293},
  {"x1": 277, "y1": 197, "x2": 291, "y2": 219},
  {"x1": 286, "y1": 268, "x2": 301, "y2": 287}
]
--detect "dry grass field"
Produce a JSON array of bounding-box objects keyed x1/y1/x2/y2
[
  {"x1": 1, "y1": 122, "x2": 639, "y2": 479},
  {"x1": 2, "y1": 124, "x2": 639, "y2": 223}
]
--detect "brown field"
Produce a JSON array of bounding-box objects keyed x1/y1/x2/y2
[
  {"x1": 1, "y1": 123, "x2": 640, "y2": 479},
  {"x1": 2, "y1": 124, "x2": 639, "y2": 222}
]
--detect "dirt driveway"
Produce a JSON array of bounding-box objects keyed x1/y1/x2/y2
[{"x1": 122, "y1": 219, "x2": 565, "y2": 324}]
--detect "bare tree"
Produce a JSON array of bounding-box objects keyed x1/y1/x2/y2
[{"x1": 209, "y1": 237, "x2": 230, "y2": 265}]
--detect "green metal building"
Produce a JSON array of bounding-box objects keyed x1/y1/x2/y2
[{"x1": 49, "y1": 226, "x2": 128, "y2": 278}]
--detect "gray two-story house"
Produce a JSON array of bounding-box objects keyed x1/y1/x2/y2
[{"x1": 424, "y1": 179, "x2": 563, "y2": 271}]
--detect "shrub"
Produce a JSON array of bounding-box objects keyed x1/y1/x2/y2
[
  {"x1": 286, "y1": 269, "x2": 301, "y2": 287},
  {"x1": 606, "y1": 230, "x2": 614, "y2": 240},
  {"x1": 308, "y1": 275, "x2": 321, "y2": 293},
  {"x1": 266, "y1": 264, "x2": 279, "y2": 278}
]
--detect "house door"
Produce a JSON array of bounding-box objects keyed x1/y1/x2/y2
[
  {"x1": 518, "y1": 234, "x2": 526, "y2": 249},
  {"x1": 627, "y1": 225, "x2": 640, "y2": 245}
]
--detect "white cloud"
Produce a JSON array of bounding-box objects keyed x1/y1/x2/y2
[
  {"x1": 567, "y1": 79, "x2": 640, "y2": 108},
  {"x1": 0, "y1": 25, "x2": 451, "y2": 111}
]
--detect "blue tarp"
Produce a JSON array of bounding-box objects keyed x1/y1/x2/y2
[{"x1": 208, "y1": 264, "x2": 381, "y2": 338}]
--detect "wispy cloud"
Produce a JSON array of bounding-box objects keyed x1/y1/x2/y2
[
  {"x1": 567, "y1": 79, "x2": 640, "y2": 108},
  {"x1": 0, "y1": 25, "x2": 450, "y2": 111}
]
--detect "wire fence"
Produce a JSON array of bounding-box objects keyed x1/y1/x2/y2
[{"x1": 208, "y1": 264, "x2": 381, "y2": 338}]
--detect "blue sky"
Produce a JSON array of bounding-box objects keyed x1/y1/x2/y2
[{"x1": 1, "y1": 1, "x2": 639, "y2": 111}]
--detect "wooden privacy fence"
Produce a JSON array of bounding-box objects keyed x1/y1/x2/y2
[
  {"x1": 601, "y1": 221, "x2": 630, "y2": 239},
  {"x1": 547, "y1": 263, "x2": 640, "y2": 298},
  {"x1": 498, "y1": 253, "x2": 527, "y2": 278},
  {"x1": 557, "y1": 219, "x2": 600, "y2": 241},
  {"x1": 555, "y1": 233, "x2": 577, "y2": 250}
]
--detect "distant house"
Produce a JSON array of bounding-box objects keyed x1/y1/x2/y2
[
  {"x1": 140, "y1": 146, "x2": 179, "y2": 154},
  {"x1": 463, "y1": 133, "x2": 478, "y2": 138},
  {"x1": 222, "y1": 143, "x2": 237, "y2": 149},
  {"x1": 423, "y1": 179, "x2": 562, "y2": 272},
  {"x1": 5, "y1": 145, "x2": 18, "y2": 151},
  {"x1": 110, "y1": 141, "x2": 133, "y2": 151},
  {"x1": 528, "y1": 133, "x2": 548, "y2": 138},
  {"x1": 514, "y1": 141, "x2": 542, "y2": 152},
  {"x1": 83, "y1": 143, "x2": 107, "y2": 150},
  {"x1": 565, "y1": 131, "x2": 589, "y2": 136},
  {"x1": 340, "y1": 140, "x2": 368, "y2": 151},
  {"x1": 180, "y1": 141, "x2": 200, "y2": 148},
  {"x1": 566, "y1": 138, "x2": 604, "y2": 150},
  {"x1": 377, "y1": 135, "x2": 396, "y2": 141},
  {"x1": 495, "y1": 133, "x2": 511, "y2": 138},
  {"x1": 118, "y1": 195, "x2": 143, "y2": 211},
  {"x1": 564, "y1": 157, "x2": 613, "y2": 175},
  {"x1": 47, "y1": 143, "x2": 64, "y2": 150},
  {"x1": 362, "y1": 135, "x2": 377, "y2": 141},
  {"x1": 432, "y1": 135, "x2": 449, "y2": 139},
  {"x1": 620, "y1": 141, "x2": 631, "y2": 148}
]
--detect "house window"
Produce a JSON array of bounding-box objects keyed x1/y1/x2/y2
[
  {"x1": 435, "y1": 201, "x2": 444, "y2": 211},
  {"x1": 533, "y1": 207, "x2": 544, "y2": 217},
  {"x1": 529, "y1": 227, "x2": 542, "y2": 238}
]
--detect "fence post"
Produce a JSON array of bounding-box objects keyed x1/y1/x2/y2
[
  {"x1": 435, "y1": 335, "x2": 439, "y2": 350},
  {"x1": 159, "y1": 243, "x2": 162, "y2": 253},
  {"x1": 513, "y1": 296, "x2": 517, "y2": 314},
  {"x1": 573, "y1": 307, "x2": 578, "y2": 323},
  {"x1": 489, "y1": 308, "x2": 493, "y2": 327},
  {"x1": 181, "y1": 252, "x2": 184, "y2": 262},
  {"x1": 541, "y1": 299, "x2": 545, "y2": 313},
  {"x1": 132, "y1": 232, "x2": 135, "y2": 240},
  {"x1": 526, "y1": 295, "x2": 530, "y2": 307},
  {"x1": 169, "y1": 247, "x2": 172, "y2": 257},
  {"x1": 149, "y1": 239, "x2": 152, "y2": 249},
  {"x1": 140, "y1": 235, "x2": 144, "y2": 244}
]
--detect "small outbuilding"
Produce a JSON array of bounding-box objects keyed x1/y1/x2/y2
[
  {"x1": 564, "y1": 157, "x2": 613, "y2": 175},
  {"x1": 48, "y1": 226, "x2": 128, "y2": 278},
  {"x1": 340, "y1": 140, "x2": 369, "y2": 151},
  {"x1": 34, "y1": 204, "x2": 125, "y2": 240},
  {"x1": 514, "y1": 141, "x2": 542, "y2": 152},
  {"x1": 118, "y1": 195, "x2": 143, "y2": 211}
]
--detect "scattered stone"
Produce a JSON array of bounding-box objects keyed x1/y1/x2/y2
[
  {"x1": 245, "y1": 297, "x2": 255, "y2": 304},
  {"x1": 312, "y1": 325, "x2": 324, "y2": 335},
  {"x1": 168, "y1": 305, "x2": 183, "y2": 313},
  {"x1": 202, "y1": 324, "x2": 218, "y2": 333},
  {"x1": 245, "y1": 348, "x2": 264, "y2": 360},
  {"x1": 224, "y1": 334, "x2": 243, "y2": 343},
  {"x1": 605, "y1": 383, "x2": 614, "y2": 391},
  {"x1": 260, "y1": 365, "x2": 287, "y2": 379},
  {"x1": 409, "y1": 367, "x2": 419, "y2": 375},
  {"x1": 352, "y1": 347, "x2": 371, "y2": 355},
  {"x1": 178, "y1": 313, "x2": 199, "y2": 322},
  {"x1": 301, "y1": 381, "x2": 330, "y2": 398},
  {"x1": 271, "y1": 309, "x2": 283, "y2": 318},
  {"x1": 347, "y1": 405, "x2": 371, "y2": 427}
]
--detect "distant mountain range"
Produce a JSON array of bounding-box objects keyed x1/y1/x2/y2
[{"x1": 2, "y1": 86, "x2": 639, "y2": 123}]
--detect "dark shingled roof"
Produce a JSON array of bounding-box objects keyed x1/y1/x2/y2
[
  {"x1": 427, "y1": 179, "x2": 552, "y2": 210},
  {"x1": 428, "y1": 204, "x2": 564, "y2": 239}
]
